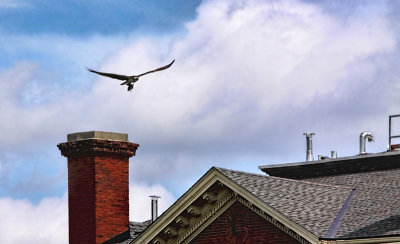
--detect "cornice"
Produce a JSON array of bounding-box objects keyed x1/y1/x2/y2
[{"x1": 57, "y1": 139, "x2": 139, "y2": 158}]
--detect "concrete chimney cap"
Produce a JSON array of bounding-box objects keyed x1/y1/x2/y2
[{"x1": 67, "y1": 131, "x2": 129, "y2": 142}]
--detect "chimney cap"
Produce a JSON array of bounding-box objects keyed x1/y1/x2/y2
[{"x1": 67, "y1": 131, "x2": 128, "y2": 142}]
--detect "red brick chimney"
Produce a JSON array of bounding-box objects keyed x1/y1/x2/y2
[{"x1": 58, "y1": 131, "x2": 139, "y2": 244}]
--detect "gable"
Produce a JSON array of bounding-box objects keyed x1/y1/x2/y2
[
  {"x1": 132, "y1": 168, "x2": 320, "y2": 244},
  {"x1": 190, "y1": 201, "x2": 300, "y2": 244}
]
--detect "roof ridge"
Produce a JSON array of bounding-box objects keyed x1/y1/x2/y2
[
  {"x1": 215, "y1": 167, "x2": 354, "y2": 190},
  {"x1": 214, "y1": 166, "x2": 266, "y2": 177}
]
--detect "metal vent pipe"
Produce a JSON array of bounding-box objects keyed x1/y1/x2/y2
[
  {"x1": 150, "y1": 195, "x2": 161, "y2": 223},
  {"x1": 360, "y1": 131, "x2": 374, "y2": 155},
  {"x1": 303, "y1": 133, "x2": 315, "y2": 162}
]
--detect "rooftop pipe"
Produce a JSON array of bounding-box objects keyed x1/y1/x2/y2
[
  {"x1": 303, "y1": 132, "x2": 315, "y2": 162},
  {"x1": 360, "y1": 131, "x2": 374, "y2": 155},
  {"x1": 150, "y1": 195, "x2": 161, "y2": 223}
]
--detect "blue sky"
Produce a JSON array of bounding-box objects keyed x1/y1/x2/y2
[
  {"x1": 1, "y1": 0, "x2": 400, "y2": 243},
  {"x1": 0, "y1": 0, "x2": 200, "y2": 35}
]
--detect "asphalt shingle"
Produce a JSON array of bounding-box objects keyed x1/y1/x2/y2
[
  {"x1": 305, "y1": 168, "x2": 400, "y2": 238},
  {"x1": 118, "y1": 220, "x2": 152, "y2": 244},
  {"x1": 215, "y1": 167, "x2": 353, "y2": 237},
  {"x1": 260, "y1": 152, "x2": 400, "y2": 239}
]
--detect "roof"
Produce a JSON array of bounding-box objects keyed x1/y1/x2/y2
[
  {"x1": 260, "y1": 151, "x2": 400, "y2": 240},
  {"x1": 215, "y1": 168, "x2": 354, "y2": 238},
  {"x1": 131, "y1": 166, "x2": 325, "y2": 244},
  {"x1": 103, "y1": 220, "x2": 152, "y2": 244},
  {"x1": 303, "y1": 169, "x2": 400, "y2": 239},
  {"x1": 130, "y1": 167, "x2": 361, "y2": 243}
]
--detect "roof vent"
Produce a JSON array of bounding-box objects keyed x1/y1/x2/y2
[
  {"x1": 303, "y1": 132, "x2": 315, "y2": 162},
  {"x1": 318, "y1": 155, "x2": 329, "y2": 160},
  {"x1": 360, "y1": 131, "x2": 374, "y2": 155},
  {"x1": 318, "y1": 151, "x2": 337, "y2": 160},
  {"x1": 150, "y1": 195, "x2": 161, "y2": 223}
]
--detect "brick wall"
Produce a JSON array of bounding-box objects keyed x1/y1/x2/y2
[
  {"x1": 190, "y1": 201, "x2": 300, "y2": 244},
  {"x1": 68, "y1": 155, "x2": 96, "y2": 243},
  {"x1": 94, "y1": 154, "x2": 130, "y2": 243}
]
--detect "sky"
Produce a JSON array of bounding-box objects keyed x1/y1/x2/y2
[{"x1": 1, "y1": 0, "x2": 400, "y2": 243}]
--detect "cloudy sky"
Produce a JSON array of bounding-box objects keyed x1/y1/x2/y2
[{"x1": 1, "y1": 0, "x2": 400, "y2": 243}]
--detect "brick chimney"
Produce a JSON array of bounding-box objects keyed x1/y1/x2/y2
[{"x1": 58, "y1": 131, "x2": 139, "y2": 244}]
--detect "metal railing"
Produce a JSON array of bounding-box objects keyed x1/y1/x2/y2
[{"x1": 389, "y1": 114, "x2": 400, "y2": 150}]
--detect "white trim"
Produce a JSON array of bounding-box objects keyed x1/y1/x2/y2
[
  {"x1": 132, "y1": 170, "x2": 221, "y2": 243},
  {"x1": 179, "y1": 193, "x2": 237, "y2": 244}
]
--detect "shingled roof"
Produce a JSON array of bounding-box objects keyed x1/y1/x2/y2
[
  {"x1": 215, "y1": 167, "x2": 354, "y2": 238},
  {"x1": 127, "y1": 167, "x2": 364, "y2": 243},
  {"x1": 102, "y1": 221, "x2": 152, "y2": 244},
  {"x1": 260, "y1": 151, "x2": 400, "y2": 240},
  {"x1": 303, "y1": 169, "x2": 400, "y2": 239}
]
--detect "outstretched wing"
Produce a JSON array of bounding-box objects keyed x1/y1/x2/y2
[
  {"x1": 87, "y1": 68, "x2": 129, "y2": 81},
  {"x1": 137, "y1": 59, "x2": 175, "y2": 77}
]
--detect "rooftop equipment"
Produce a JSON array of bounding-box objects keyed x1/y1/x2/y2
[
  {"x1": 150, "y1": 195, "x2": 161, "y2": 223},
  {"x1": 303, "y1": 133, "x2": 315, "y2": 162},
  {"x1": 359, "y1": 131, "x2": 374, "y2": 155}
]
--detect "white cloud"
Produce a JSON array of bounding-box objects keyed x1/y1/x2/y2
[
  {"x1": 130, "y1": 182, "x2": 175, "y2": 222},
  {"x1": 0, "y1": 194, "x2": 68, "y2": 244},
  {"x1": 88, "y1": 0, "x2": 396, "y2": 161}
]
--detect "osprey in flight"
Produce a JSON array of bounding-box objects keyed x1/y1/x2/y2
[{"x1": 88, "y1": 59, "x2": 175, "y2": 91}]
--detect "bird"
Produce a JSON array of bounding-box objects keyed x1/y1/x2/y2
[{"x1": 88, "y1": 59, "x2": 175, "y2": 92}]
